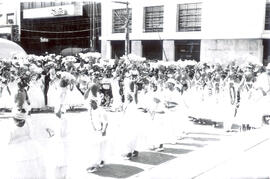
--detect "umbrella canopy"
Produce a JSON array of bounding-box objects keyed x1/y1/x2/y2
[
  {"x1": 0, "y1": 38, "x2": 27, "y2": 59},
  {"x1": 61, "y1": 47, "x2": 83, "y2": 56},
  {"x1": 61, "y1": 47, "x2": 92, "y2": 56}
]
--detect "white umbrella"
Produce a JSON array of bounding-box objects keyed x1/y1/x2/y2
[{"x1": 0, "y1": 38, "x2": 27, "y2": 59}]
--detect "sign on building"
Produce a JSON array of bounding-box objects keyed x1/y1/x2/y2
[
  {"x1": 40, "y1": 37, "x2": 49, "y2": 43},
  {"x1": 23, "y1": 4, "x2": 83, "y2": 19}
]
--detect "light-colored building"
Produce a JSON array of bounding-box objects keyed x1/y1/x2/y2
[
  {"x1": 0, "y1": 1, "x2": 21, "y2": 41},
  {"x1": 101, "y1": 0, "x2": 269, "y2": 65}
]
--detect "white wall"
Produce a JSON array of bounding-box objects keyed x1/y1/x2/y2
[
  {"x1": 100, "y1": 0, "x2": 267, "y2": 61},
  {"x1": 100, "y1": 0, "x2": 203, "y2": 41},
  {"x1": 101, "y1": 0, "x2": 266, "y2": 40},
  {"x1": 201, "y1": 0, "x2": 266, "y2": 39}
]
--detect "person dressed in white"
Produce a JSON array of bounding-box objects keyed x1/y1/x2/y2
[
  {"x1": 63, "y1": 97, "x2": 103, "y2": 178},
  {"x1": 55, "y1": 72, "x2": 74, "y2": 118},
  {"x1": 146, "y1": 83, "x2": 166, "y2": 152},
  {"x1": 5, "y1": 81, "x2": 46, "y2": 179},
  {"x1": 0, "y1": 78, "x2": 13, "y2": 110},
  {"x1": 47, "y1": 68, "x2": 60, "y2": 109},
  {"x1": 253, "y1": 65, "x2": 270, "y2": 126},
  {"x1": 28, "y1": 74, "x2": 45, "y2": 110},
  {"x1": 120, "y1": 94, "x2": 140, "y2": 160},
  {"x1": 110, "y1": 72, "x2": 123, "y2": 111},
  {"x1": 86, "y1": 99, "x2": 108, "y2": 173}
]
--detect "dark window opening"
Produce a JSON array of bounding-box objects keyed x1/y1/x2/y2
[
  {"x1": 175, "y1": 40, "x2": 200, "y2": 62},
  {"x1": 142, "y1": 40, "x2": 163, "y2": 60},
  {"x1": 265, "y1": 3, "x2": 270, "y2": 30},
  {"x1": 111, "y1": 41, "x2": 125, "y2": 59},
  {"x1": 263, "y1": 39, "x2": 270, "y2": 66}
]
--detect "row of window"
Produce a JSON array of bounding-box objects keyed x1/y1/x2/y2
[
  {"x1": 112, "y1": 3, "x2": 202, "y2": 33},
  {"x1": 21, "y1": 2, "x2": 76, "y2": 10}
]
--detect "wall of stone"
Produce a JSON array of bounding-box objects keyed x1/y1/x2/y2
[{"x1": 200, "y1": 39, "x2": 263, "y2": 64}]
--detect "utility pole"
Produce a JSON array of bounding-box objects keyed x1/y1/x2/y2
[
  {"x1": 89, "y1": 2, "x2": 92, "y2": 50},
  {"x1": 112, "y1": 1, "x2": 130, "y2": 56},
  {"x1": 92, "y1": 2, "x2": 96, "y2": 52}
]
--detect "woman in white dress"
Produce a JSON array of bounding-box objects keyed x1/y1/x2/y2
[
  {"x1": 163, "y1": 78, "x2": 187, "y2": 144},
  {"x1": 146, "y1": 83, "x2": 167, "y2": 151},
  {"x1": 28, "y1": 74, "x2": 45, "y2": 110},
  {"x1": 86, "y1": 100, "x2": 109, "y2": 173},
  {"x1": 110, "y1": 72, "x2": 122, "y2": 111},
  {"x1": 119, "y1": 94, "x2": 140, "y2": 159},
  {"x1": 0, "y1": 79, "x2": 13, "y2": 110},
  {"x1": 63, "y1": 86, "x2": 107, "y2": 177},
  {"x1": 47, "y1": 68, "x2": 61, "y2": 110},
  {"x1": 6, "y1": 81, "x2": 46, "y2": 179},
  {"x1": 64, "y1": 77, "x2": 85, "y2": 110},
  {"x1": 55, "y1": 72, "x2": 74, "y2": 118}
]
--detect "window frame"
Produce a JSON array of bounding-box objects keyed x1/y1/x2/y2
[
  {"x1": 112, "y1": 8, "x2": 132, "y2": 34},
  {"x1": 6, "y1": 13, "x2": 15, "y2": 25},
  {"x1": 177, "y1": 2, "x2": 202, "y2": 32},
  {"x1": 143, "y1": 5, "x2": 164, "y2": 33}
]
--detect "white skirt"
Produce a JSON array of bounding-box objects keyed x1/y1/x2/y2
[{"x1": 7, "y1": 139, "x2": 46, "y2": 179}]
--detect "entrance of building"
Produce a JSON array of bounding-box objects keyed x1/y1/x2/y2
[
  {"x1": 111, "y1": 41, "x2": 125, "y2": 59},
  {"x1": 175, "y1": 40, "x2": 200, "y2": 62},
  {"x1": 142, "y1": 40, "x2": 163, "y2": 61}
]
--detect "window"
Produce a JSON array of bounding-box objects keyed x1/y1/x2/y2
[
  {"x1": 265, "y1": 3, "x2": 270, "y2": 30},
  {"x1": 142, "y1": 40, "x2": 163, "y2": 60},
  {"x1": 112, "y1": 8, "x2": 132, "y2": 33},
  {"x1": 144, "y1": 6, "x2": 164, "y2": 32},
  {"x1": 6, "y1": 13, "x2": 15, "y2": 25},
  {"x1": 178, "y1": 3, "x2": 202, "y2": 32}
]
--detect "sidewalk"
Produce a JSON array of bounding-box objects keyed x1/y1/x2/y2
[{"x1": 130, "y1": 126, "x2": 270, "y2": 179}]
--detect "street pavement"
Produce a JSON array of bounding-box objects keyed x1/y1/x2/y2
[{"x1": 1, "y1": 111, "x2": 269, "y2": 179}]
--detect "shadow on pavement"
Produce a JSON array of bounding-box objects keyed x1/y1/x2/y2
[
  {"x1": 186, "y1": 132, "x2": 229, "y2": 136},
  {"x1": 183, "y1": 136, "x2": 220, "y2": 142},
  {"x1": 175, "y1": 142, "x2": 206, "y2": 148},
  {"x1": 162, "y1": 148, "x2": 193, "y2": 155},
  {"x1": 93, "y1": 164, "x2": 144, "y2": 178},
  {"x1": 130, "y1": 152, "x2": 176, "y2": 165}
]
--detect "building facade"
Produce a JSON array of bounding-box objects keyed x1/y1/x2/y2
[
  {"x1": 0, "y1": 2, "x2": 21, "y2": 42},
  {"x1": 20, "y1": 1, "x2": 101, "y2": 55},
  {"x1": 101, "y1": 0, "x2": 268, "y2": 64}
]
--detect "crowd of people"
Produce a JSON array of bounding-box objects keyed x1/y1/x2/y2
[{"x1": 0, "y1": 52, "x2": 270, "y2": 178}]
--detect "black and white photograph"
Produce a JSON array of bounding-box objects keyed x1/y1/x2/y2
[{"x1": 0, "y1": 0, "x2": 270, "y2": 178}]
